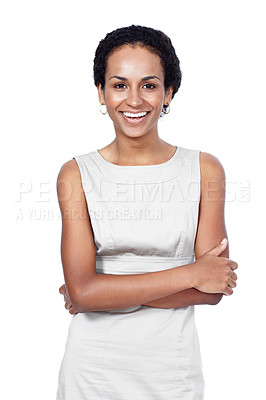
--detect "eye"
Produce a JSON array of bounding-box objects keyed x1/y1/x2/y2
[
  {"x1": 114, "y1": 83, "x2": 127, "y2": 89},
  {"x1": 143, "y1": 83, "x2": 156, "y2": 89}
]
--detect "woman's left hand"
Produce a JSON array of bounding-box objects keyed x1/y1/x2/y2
[{"x1": 59, "y1": 284, "x2": 78, "y2": 315}]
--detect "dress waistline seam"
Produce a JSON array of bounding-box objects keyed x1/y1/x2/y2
[{"x1": 96, "y1": 255, "x2": 194, "y2": 262}]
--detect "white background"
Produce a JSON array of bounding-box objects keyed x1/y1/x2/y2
[{"x1": 1, "y1": 0, "x2": 265, "y2": 398}]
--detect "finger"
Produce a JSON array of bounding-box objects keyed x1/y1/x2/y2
[
  {"x1": 65, "y1": 300, "x2": 72, "y2": 310},
  {"x1": 229, "y1": 261, "x2": 238, "y2": 270},
  {"x1": 229, "y1": 278, "x2": 237, "y2": 289},
  {"x1": 59, "y1": 284, "x2": 66, "y2": 295},
  {"x1": 206, "y1": 238, "x2": 228, "y2": 257},
  {"x1": 223, "y1": 285, "x2": 233, "y2": 296},
  {"x1": 59, "y1": 284, "x2": 65, "y2": 293},
  {"x1": 69, "y1": 306, "x2": 78, "y2": 315},
  {"x1": 231, "y1": 271, "x2": 238, "y2": 281}
]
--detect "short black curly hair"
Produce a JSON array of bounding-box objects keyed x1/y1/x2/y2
[{"x1": 93, "y1": 24, "x2": 182, "y2": 104}]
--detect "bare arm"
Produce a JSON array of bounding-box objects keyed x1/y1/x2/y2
[
  {"x1": 57, "y1": 159, "x2": 196, "y2": 314},
  {"x1": 57, "y1": 157, "x2": 236, "y2": 314},
  {"x1": 77, "y1": 266, "x2": 196, "y2": 312},
  {"x1": 140, "y1": 288, "x2": 222, "y2": 309},
  {"x1": 141, "y1": 152, "x2": 228, "y2": 308}
]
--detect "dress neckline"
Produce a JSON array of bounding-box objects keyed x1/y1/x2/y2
[{"x1": 95, "y1": 146, "x2": 180, "y2": 169}]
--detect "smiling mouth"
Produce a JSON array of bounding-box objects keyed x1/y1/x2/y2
[
  {"x1": 121, "y1": 111, "x2": 149, "y2": 118},
  {"x1": 119, "y1": 111, "x2": 150, "y2": 124}
]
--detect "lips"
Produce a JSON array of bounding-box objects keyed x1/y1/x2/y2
[
  {"x1": 123, "y1": 111, "x2": 148, "y2": 117},
  {"x1": 120, "y1": 111, "x2": 150, "y2": 125}
]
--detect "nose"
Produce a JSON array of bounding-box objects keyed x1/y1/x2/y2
[{"x1": 125, "y1": 87, "x2": 144, "y2": 108}]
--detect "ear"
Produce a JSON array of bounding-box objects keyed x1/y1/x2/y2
[
  {"x1": 97, "y1": 83, "x2": 105, "y2": 105},
  {"x1": 164, "y1": 86, "x2": 174, "y2": 106}
]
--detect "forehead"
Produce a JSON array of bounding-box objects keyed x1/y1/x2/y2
[{"x1": 105, "y1": 45, "x2": 164, "y2": 77}]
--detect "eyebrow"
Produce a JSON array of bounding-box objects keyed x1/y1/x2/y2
[{"x1": 109, "y1": 75, "x2": 161, "y2": 81}]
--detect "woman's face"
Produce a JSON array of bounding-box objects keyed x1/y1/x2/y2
[{"x1": 97, "y1": 44, "x2": 173, "y2": 138}]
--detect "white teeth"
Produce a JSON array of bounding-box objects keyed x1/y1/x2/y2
[{"x1": 122, "y1": 111, "x2": 148, "y2": 118}]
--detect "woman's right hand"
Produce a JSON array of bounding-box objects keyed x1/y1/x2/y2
[
  {"x1": 191, "y1": 238, "x2": 238, "y2": 296},
  {"x1": 59, "y1": 283, "x2": 78, "y2": 315}
]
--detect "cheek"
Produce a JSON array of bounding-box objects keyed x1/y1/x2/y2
[
  {"x1": 149, "y1": 97, "x2": 164, "y2": 113},
  {"x1": 144, "y1": 92, "x2": 165, "y2": 107},
  {"x1": 105, "y1": 91, "x2": 125, "y2": 106}
]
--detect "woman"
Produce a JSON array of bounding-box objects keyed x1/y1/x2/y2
[{"x1": 56, "y1": 25, "x2": 238, "y2": 400}]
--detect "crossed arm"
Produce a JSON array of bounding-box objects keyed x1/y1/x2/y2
[
  {"x1": 60, "y1": 284, "x2": 223, "y2": 314},
  {"x1": 59, "y1": 152, "x2": 227, "y2": 313},
  {"x1": 143, "y1": 152, "x2": 228, "y2": 309}
]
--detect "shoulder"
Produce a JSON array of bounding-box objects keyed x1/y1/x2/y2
[
  {"x1": 198, "y1": 152, "x2": 226, "y2": 203},
  {"x1": 56, "y1": 159, "x2": 84, "y2": 203},
  {"x1": 199, "y1": 151, "x2": 226, "y2": 180},
  {"x1": 57, "y1": 158, "x2": 81, "y2": 183}
]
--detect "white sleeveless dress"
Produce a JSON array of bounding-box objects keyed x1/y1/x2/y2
[{"x1": 56, "y1": 146, "x2": 205, "y2": 399}]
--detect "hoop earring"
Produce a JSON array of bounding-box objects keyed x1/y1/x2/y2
[
  {"x1": 99, "y1": 104, "x2": 107, "y2": 115},
  {"x1": 162, "y1": 104, "x2": 170, "y2": 114}
]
